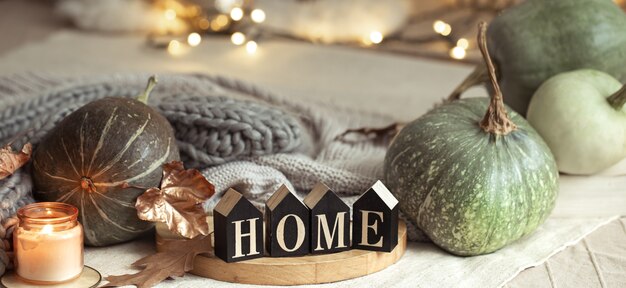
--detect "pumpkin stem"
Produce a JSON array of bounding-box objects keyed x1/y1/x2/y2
[
  {"x1": 607, "y1": 84, "x2": 626, "y2": 110},
  {"x1": 447, "y1": 64, "x2": 489, "y2": 102},
  {"x1": 335, "y1": 122, "x2": 406, "y2": 144},
  {"x1": 477, "y1": 22, "x2": 517, "y2": 135},
  {"x1": 80, "y1": 177, "x2": 97, "y2": 193},
  {"x1": 137, "y1": 75, "x2": 158, "y2": 104}
]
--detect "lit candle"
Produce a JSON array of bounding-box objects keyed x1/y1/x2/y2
[{"x1": 14, "y1": 202, "x2": 83, "y2": 284}]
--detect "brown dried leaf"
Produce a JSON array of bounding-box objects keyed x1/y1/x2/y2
[
  {"x1": 136, "y1": 161, "x2": 215, "y2": 238},
  {"x1": 104, "y1": 235, "x2": 212, "y2": 288},
  {"x1": 0, "y1": 143, "x2": 32, "y2": 180}
]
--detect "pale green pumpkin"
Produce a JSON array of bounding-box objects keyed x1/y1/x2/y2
[
  {"x1": 450, "y1": 0, "x2": 626, "y2": 116},
  {"x1": 384, "y1": 23, "x2": 559, "y2": 256},
  {"x1": 527, "y1": 69, "x2": 626, "y2": 175}
]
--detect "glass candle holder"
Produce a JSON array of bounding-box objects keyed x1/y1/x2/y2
[{"x1": 14, "y1": 202, "x2": 84, "y2": 284}]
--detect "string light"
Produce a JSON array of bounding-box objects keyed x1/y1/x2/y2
[
  {"x1": 215, "y1": 0, "x2": 242, "y2": 13},
  {"x1": 152, "y1": 0, "x2": 484, "y2": 62},
  {"x1": 433, "y1": 20, "x2": 452, "y2": 36},
  {"x1": 187, "y1": 32, "x2": 202, "y2": 47},
  {"x1": 246, "y1": 41, "x2": 258, "y2": 54},
  {"x1": 230, "y1": 7, "x2": 244, "y2": 21},
  {"x1": 154, "y1": 1, "x2": 472, "y2": 62},
  {"x1": 215, "y1": 14, "x2": 229, "y2": 26},
  {"x1": 457, "y1": 38, "x2": 469, "y2": 49},
  {"x1": 369, "y1": 31, "x2": 384, "y2": 44},
  {"x1": 187, "y1": 6, "x2": 201, "y2": 17},
  {"x1": 449, "y1": 46, "x2": 466, "y2": 60},
  {"x1": 165, "y1": 9, "x2": 177, "y2": 21},
  {"x1": 211, "y1": 14, "x2": 230, "y2": 31},
  {"x1": 441, "y1": 27, "x2": 452, "y2": 36},
  {"x1": 151, "y1": 0, "x2": 273, "y2": 57},
  {"x1": 433, "y1": 21, "x2": 446, "y2": 33},
  {"x1": 197, "y1": 18, "x2": 210, "y2": 30},
  {"x1": 433, "y1": 20, "x2": 471, "y2": 59},
  {"x1": 250, "y1": 9, "x2": 266, "y2": 23},
  {"x1": 167, "y1": 40, "x2": 184, "y2": 56},
  {"x1": 231, "y1": 32, "x2": 246, "y2": 45}
]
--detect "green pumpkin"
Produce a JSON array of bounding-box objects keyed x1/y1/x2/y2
[
  {"x1": 451, "y1": 0, "x2": 626, "y2": 115},
  {"x1": 33, "y1": 77, "x2": 180, "y2": 246},
  {"x1": 528, "y1": 69, "x2": 626, "y2": 175},
  {"x1": 384, "y1": 23, "x2": 559, "y2": 256}
]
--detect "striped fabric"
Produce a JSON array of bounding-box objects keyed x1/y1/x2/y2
[{"x1": 507, "y1": 217, "x2": 626, "y2": 288}]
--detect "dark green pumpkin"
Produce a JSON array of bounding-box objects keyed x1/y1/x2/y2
[
  {"x1": 452, "y1": 0, "x2": 626, "y2": 115},
  {"x1": 32, "y1": 78, "x2": 179, "y2": 246},
  {"x1": 384, "y1": 23, "x2": 559, "y2": 256}
]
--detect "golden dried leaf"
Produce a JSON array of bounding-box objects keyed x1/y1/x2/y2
[
  {"x1": 161, "y1": 161, "x2": 215, "y2": 202},
  {"x1": 0, "y1": 143, "x2": 32, "y2": 180},
  {"x1": 136, "y1": 161, "x2": 215, "y2": 239},
  {"x1": 104, "y1": 235, "x2": 212, "y2": 288}
]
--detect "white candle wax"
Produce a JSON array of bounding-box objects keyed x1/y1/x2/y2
[
  {"x1": 14, "y1": 223, "x2": 83, "y2": 283},
  {"x1": 14, "y1": 202, "x2": 84, "y2": 284}
]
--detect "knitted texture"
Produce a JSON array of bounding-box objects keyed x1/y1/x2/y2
[
  {"x1": 0, "y1": 171, "x2": 34, "y2": 221},
  {"x1": 159, "y1": 95, "x2": 302, "y2": 167},
  {"x1": 0, "y1": 79, "x2": 301, "y2": 165},
  {"x1": 0, "y1": 73, "x2": 422, "y2": 245}
]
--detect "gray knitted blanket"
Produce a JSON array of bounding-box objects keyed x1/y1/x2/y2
[{"x1": 0, "y1": 73, "x2": 420, "y2": 241}]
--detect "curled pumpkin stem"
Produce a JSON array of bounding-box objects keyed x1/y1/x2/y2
[
  {"x1": 607, "y1": 84, "x2": 626, "y2": 110},
  {"x1": 476, "y1": 22, "x2": 517, "y2": 135},
  {"x1": 447, "y1": 64, "x2": 489, "y2": 102},
  {"x1": 335, "y1": 122, "x2": 405, "y2": 144}
]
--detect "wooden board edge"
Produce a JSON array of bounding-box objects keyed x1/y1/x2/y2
[{"x1": 156, "y1": 220, "x2": 407, "y2": 285}]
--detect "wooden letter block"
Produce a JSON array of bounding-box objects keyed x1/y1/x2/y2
[
  {"x1": 352, "y1": 180, "x2": 399, "y2": 252},
  {"x1": 214, "y1": 188, "x2": 264, "y2": 263},
  {"x1": 304, "y1": 183, "x2": 350, "y2": 254},
  {"x1": 265, "y1": 185, "x2": 310, "y2": 257}
]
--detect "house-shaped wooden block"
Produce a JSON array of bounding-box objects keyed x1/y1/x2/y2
[
  {"x1": 304, "y1": 183, "x2": 350, "y2": 254},
  {"x1": 352, "y1": 180, "x2": 399, "y2": 252},
  {"x1": 265, "y1": 185, "x2": 310, "y2": 257},
  {"x1": 213, "y1": 188, "x2": 264, "y2": 263}
]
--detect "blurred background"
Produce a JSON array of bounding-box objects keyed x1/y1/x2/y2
[
  {"x1": 2, "y1": 0, "x2": 626, "y2": 62},
  {"x1": 1, "y1": 0, "x2": 625, "y2": 120},
  {"x1": 0, "y1": 0, "x2": 562, "y2": 63}
]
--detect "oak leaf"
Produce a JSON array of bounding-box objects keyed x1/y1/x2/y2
[
  {"x1": 136, "y1": 161, "x2": 215, "y2": 238},
  {"x1": 0, "y1": 143, "x2": 32, "y2": 180},
  {"x1": 104, "y1": 235, "x2": 212, "y2": 288}
]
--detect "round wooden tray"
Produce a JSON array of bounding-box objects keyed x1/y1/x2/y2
[{"x1": 156, "y1": 217, "x2": 407, "y2": 285}]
